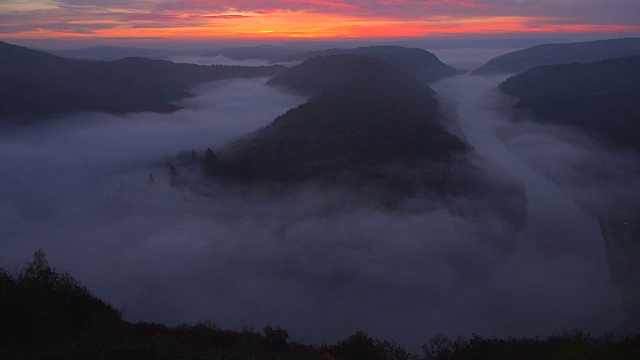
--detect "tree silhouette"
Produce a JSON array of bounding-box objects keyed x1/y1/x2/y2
[
  {"x1": 168, "y1": 163, "x2": 178, "y2": 185},
  {"x1": 0, "y1": 250, "x2": 122, "y2": 350},
  {"x1": 203, "y1": 147, "x2": 220, "y2": 176},
  {"x1": 263, "y1": 325, "x2": 289, "y2": 353}
]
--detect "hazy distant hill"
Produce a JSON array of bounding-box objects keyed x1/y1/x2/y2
[
  {"x1": 196, "y1": 45, "x2": 308, "y2": 61},
  {"x1": 271, "y1": 46, "x2": 460, "y2": 82},
  {"x1": 49, "y1": 44, "x2": 308, "y2": 62},
  {"x1": 48, "y1": 45, "x2": 179, "y2": 61},
  {"x1": 473, "y1": 38, "x2": 640, "y2": 75},
  {"x1": 499, "y1": 55, "x2": 640, "y2": 153},
  {"x1": 0, "y1": 41, "x2": 286, "y2": 121}
]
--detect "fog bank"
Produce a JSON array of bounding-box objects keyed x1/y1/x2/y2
[
  {"x1": 0, "y1": 74, "x2": 628, "y2": 351},
  {"x1": 429, "y1": 47, "x2": 522, "y2": 72},
  {"x1": 168, "y1": 55, "x2": 270, "y2": 66},
  {"x1": 433, "y1": 74, "x2": 626, "y2": 332}
]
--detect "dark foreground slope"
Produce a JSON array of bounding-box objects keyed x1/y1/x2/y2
[
  {"x1": 3, "y1": 251, "x2": 640, "y2": 360},
  {"x1": 0, "y1": 41, "x2": 285, "y2": 122},
  {"x1": 474, "y1": 38, "x2": 640, "y2": 75},
  {"x1": 499, "y1": 55, "x2": 640, "y2": 154},
  {"x1": 272, "y1": 46, "x2": 460, "y2": 82},
  {"x1": 212, "y1": 55, "x2": 526, "y2": 230},
  {"x1": 0, "y1": 250, "x2": 414, "y2": 360}
]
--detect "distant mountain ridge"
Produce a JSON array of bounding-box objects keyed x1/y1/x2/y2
[
  {"x1": 196, "y1": 45, "x2": 308, "y2": 61},
  {"x1": 499, "y1": 55, "x2": 640, "y2": 154},
  {"x1": 49, "y1": 44, "x2": 307, "y2": 62},
  {"x1": 473, "y1": 38, "x2": 640, "y2": 75},
  {"x1": 271, "y1": 45, "x2": 460, "y2": 83},
  {"x1": 48, "y1": 45, "x2": 179, "y2": 61},
  {"x1": 0, "y1": 41, "x2": 285, "y2": 122}
]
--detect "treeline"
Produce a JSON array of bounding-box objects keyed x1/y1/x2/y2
[{"x1": 2, "y1": 251, "x2": 639, "y2": 359}]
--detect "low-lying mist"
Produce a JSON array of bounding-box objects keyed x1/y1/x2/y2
[
  {"x1": 168, "y1": 56, "x2": 270, "y2": 66},
  {"x1": 0, "y1": 74, "x2": 629, "y2": 351},
  {"x1": 497, "y1": 121, "x2": 640, "y2": 218},
  {"x1": 429, "y1": 47, "x2": 521, "y2": 72}
]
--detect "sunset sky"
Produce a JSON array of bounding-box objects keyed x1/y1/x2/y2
[{"x1": 1, "y1": 0, "x2": 639, "y2": 46}]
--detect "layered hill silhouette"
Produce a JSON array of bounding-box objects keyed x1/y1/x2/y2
[
  {"x1": 499, "y1": 55, "x2": 640, "y2": 154},
  {"x1": 271, "y1": 46, "x2": 460, "y2": 83},
  {"x1": 196, "y1": 44, "x2": 307, "y2": 62},
  {"x1": 48, "y1": 45, "x2": 179, "y2": 61},
  {"x1": 50, "y1": 44, "x2": 306, "y2": 62},
  {"x1": 474, "y1": 38, "x2": 640, "y2": 75},
  {"x1": 0, "y1": 41, "x2": 285, "y2": 122}
]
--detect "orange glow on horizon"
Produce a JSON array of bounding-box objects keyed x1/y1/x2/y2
[{"x1": 2, "y1": 9, "x2": 640, "y2": 41}]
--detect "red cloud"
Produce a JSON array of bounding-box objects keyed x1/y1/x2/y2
[
  {"x1": 2, "y1": 0, "x2": 639, "y2": 41},
  {"x1": 155, "y1": 0, "x2": 493, "y2": 15},
  {"x1": 124, "y1": 12, "x2": 249, "y2": 22}
]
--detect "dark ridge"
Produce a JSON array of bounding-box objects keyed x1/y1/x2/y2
[
  {"x1": 473, "y1": 37, "x2": 640, "y2": 75},
  {"x1": 0, "y1": 41, "x2": 286, "y2": 122},
  {"x1": 499, "y1": 55, "x2": 640, "y2": 154},
  {"x1": 271, "y1": 45, "x2": 460, "y2": 83},
  {"x1": 0, "y1": 250, "x2": 122, "y2": 351},
  {"x1": 2, "y1": 251, "x2": 639, "y2": 359}
]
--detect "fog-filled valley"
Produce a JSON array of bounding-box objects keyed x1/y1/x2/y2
[{"x1": 1, "y1": 39, "x2": 640, "y2": 357}]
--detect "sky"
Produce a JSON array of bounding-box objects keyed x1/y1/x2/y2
[{"x1": 1, "y1": 0, "x2": 639, "y2": 46}]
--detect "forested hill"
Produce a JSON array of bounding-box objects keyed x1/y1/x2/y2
[
  {"x1": 499, "y1": 55, "x2": 640, "y2": 153},
  {"x1": 216, "y1": 54, "x2": 467, "y2": 186},
  {"x1": 473, "y1": 38, "x2": 640, "y2": 75},
  {"x1": 0, "y1": 41, "x2": 286, "y2": 122},
  {"x1": 271, "y1": 45, "x2": 460, "y2": 83},
  {"x1": 205, "y1": 53, "x2": 526, "y2": 231}
]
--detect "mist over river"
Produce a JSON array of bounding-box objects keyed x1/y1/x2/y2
[
  {"x1": 0, "y1": 71, "x2": 627, "y2": 351},
  {"x1": 433, "y1": 74, "x2": 624, "y2": 333}
]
